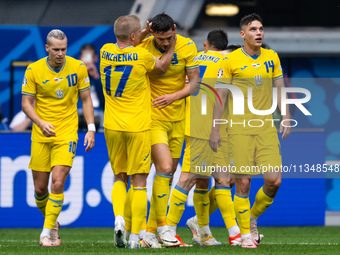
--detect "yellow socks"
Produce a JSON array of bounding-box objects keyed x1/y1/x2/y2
[
  {"x1": 35, "y1": 192, "x2": 49, "y2": 216},
  {"x1": 234, "y1": 193, "x2": 250, "y2": 235},
  {"x1": 140, "y1": 217, "x2": 147, "y2": 233},
  {"x1": 167, "y1": 185, "x2": 188, "y2": 226},
  {"x1": 208, "y1": 186, "x2": 218, "y2": 215},
  {"x1": 193, "y1": 188, "x2": 209, "y2": 228},
  {"x1": 131, "y1": 187, "x2": 147, "y2": 235},
  {"x1": 215, "y1": 186, "x2": 238, "y2": 229},
  {"x1": 43, "y1": 193, "x2": 64, "y2": 229},
  {"x1": 124, "y1": 184, "x2": 133, "y2": 232},
  {"x1": 146, "y1": 197, "x2": 157, "y2": 234},
  {"x1": 151, "y1": 173, "x2": 171, "y2": 228},
  {"x1": 111, "y1": 180, "x2": 127, "y2": 219},
  {"x1": 250, "y1": 186, "x2": 275, "y2": 219}
]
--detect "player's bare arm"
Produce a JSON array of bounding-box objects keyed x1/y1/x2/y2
[
  {"x1": 79, "y1": 89, "x2": 95, "y2": 152},
  {"x1": 22, "y1": 94, "x2": 56, "y2": 137},
  {"x1": 274, "y1": 77, "x2": 291, "y2": 140},
  {"x1": 152, "y1": 66, "x2": 200, "y2": 109},
  {"x1": 153, "y1": 35, "x2": 177, "y2": 74},
  {"x1": 139, "y1": 21, "x2": 152, "y2": 43},
  {"x1": 209, "y1": 88, "x2": 228, "y2": 152}
]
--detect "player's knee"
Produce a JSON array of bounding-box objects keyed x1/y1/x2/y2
[
  {"x1": 115, "y1": 173, "x2": 128, "y2": 183},
  {"x1": 236, "y1": 178, "x2": 251, "y2": 195},
  {"x1": 34, "y1": 187, "x2": 48, "y2": 196},
  {"x1": 265, "y1": 178, "x2": 281, "y2": 193},
  {"x1": 196, "y1": 178, "x2": 209, "y2": 189},
  {"x1": 156, "y1": 163, "x2": 172, "y2": 174},
  {"x1": 51, "y1": 179, "x2": 64, "y2": 194},
  {"x1": 215, "y1": 177, "x2": 230, "y2": 187},
  {"x1": 177, "y1": 174, "x2": 195, "y2": 190}
]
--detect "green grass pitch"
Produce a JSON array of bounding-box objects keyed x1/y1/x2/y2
[{"x1": 1, "y1": 227, "x2": 339, "y2": 254}]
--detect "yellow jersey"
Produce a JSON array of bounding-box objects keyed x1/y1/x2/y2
[
  {"x1": 222, "y1": 47, "x2": 283, "y2": 135},
  {"x1": 139, "y1": 34, "x2": 198, "y2": 121},
  {"x1": 100, "y1": 43, "x2": 156, "y2": 132},
  {"x1": 185, "y1": 50, "x2": 228, "y2": 140},
  {"x1": 22, "y1": 56, "x2": 90, "y2": 142}
]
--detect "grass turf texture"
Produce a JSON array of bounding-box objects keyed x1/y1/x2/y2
[{"x1": 1, "y1": 227, "x2": 339, "y2": 254}]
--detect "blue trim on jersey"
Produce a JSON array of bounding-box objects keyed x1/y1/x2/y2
[
  {"x1": 115, "y1": 43, "x2": 133, "y2": 49},
  {"x1": 194, "y1": 189, "x2": 208, "y2": 194},
  {"x1": 262, "y1": 187, "x2": 275, "y2": 198},
  {"x1": 152, "y1": 38, "x2": 165, "y2": 53},
  {"x1": 79, "y1": 86, "x2": 90, "y2": 92},
  {"x1": 143, "y1": 151, "x2": 150, "y2": 161},
  {"x1": 235, "y1": 193, "x2": 249, "y2": 198},
  {"x1": 273, "y1": 75, "x2": 283, "y2": 81},
  {"x1": 191, "y1": 154, "x2": 201, "y2": 162},
  {"x1": 215, "y1": 186, "x2": 230, "y2": 190},
  {"x1": 241, "y1": 47, "x2": 261, "y2": 60},
  {"x1": 45, "y1": 57, "x2": 66, "y2": 73},
  {"x1": 186, "y1": 65, "x2": 199, "y2": 70},
  {"x1": 156, "y1": 172, "x2": 171, "y2": 178},
  {"x1": 22, "y1": 91, "x2": 35, "y2": 96},
  {"x1": 175, "y1": 185, "x2": 189, "y2": 195}
]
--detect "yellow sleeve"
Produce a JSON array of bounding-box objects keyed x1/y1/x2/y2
[
  {"x1": 21, "y1": 66, "x2": 36, "y2": 97},
  {"x1": 138, "y1": 37, "x2": 151, "y2": 49},
  {"x1": 144, "y1": 51, "x2": 156, "y2": 72},
  {"x1": 273, "y1": 51, "x2": 283, "y2": 80},
  {"x1": 221, "y1": 57, "x2": 232, "y2": 83},
  {"x1": 78, "y1": 62, "x2": 91, "y2": 92},
  {"x1": 185, "y1": 40, "x2": 199, "y2": 70}
]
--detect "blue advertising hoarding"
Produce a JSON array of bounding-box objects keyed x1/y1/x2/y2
[{"x1": 0, "y1": 131, "x2": 326, "y2": 228}]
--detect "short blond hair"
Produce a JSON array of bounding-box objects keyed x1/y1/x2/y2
[
  {"x1": 47, "y1": 29, "x2": 67, "y2": 45},
  {"x1": 114, "y1": 15, "x2": 140, "y2": 42}
]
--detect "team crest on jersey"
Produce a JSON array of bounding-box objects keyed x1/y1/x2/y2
[
  {"x1": 217, "y1": 68, "x2": 223, "y2": 78},
  {"x1": 54, "y1": 77, "x2": 63, "y2": 84},
  {"x1": 22, "y1": 76, "x2": 27, "y2": 87},
  {"x1": 255, "y1": 75, "x2": 262, "y2": 86},
  {"x1": 252, "y1": 63, "x2": 261, "y2": 69},
  {"x1": 56, "y1": 89, "x2": 64, "y2": 99}
]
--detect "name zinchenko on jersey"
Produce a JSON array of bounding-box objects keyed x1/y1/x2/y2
[
  {"x1": 101, "y1": 51, "x2": 138, "y2": 62},
  {"x1": 194, "y1": 54, "x2": 220, "y2": 63}
]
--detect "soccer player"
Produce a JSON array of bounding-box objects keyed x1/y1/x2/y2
[
  {"x1": 138, "y1": 13, "x2": 200, "y2": 248},
  {"x1": 21, "y1": 29, "x2": 95, "y2": 246},
  {"x1": 100, "y1": 15, "x2": 176, "y2": 249},
  {"x1": 186, "y1": 44, "x2": 242, "y2": 246},
  {"x1": 209, "y1": 13, "x2": 291, "y2": 248},
  {"x1": 166, "y1": 32, "x2": 241, "y2": 245}
]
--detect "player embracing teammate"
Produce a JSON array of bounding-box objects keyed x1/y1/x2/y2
[{"x1": 99, "y1": 12, "x2": 290, "y2": 249}]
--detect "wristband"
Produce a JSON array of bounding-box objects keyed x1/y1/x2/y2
[{"x1": 88, "y1": 123, "x2": 96, "y2": 132}]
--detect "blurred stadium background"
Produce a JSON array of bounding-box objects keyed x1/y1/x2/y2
[{"x1": 0, "y1": 0, "x2": 340, "y2": 230}]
